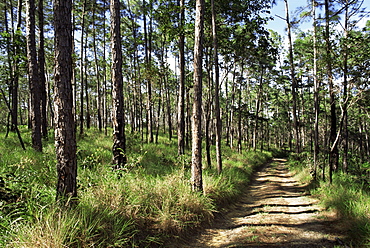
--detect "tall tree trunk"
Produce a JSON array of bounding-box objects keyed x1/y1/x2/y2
[
  {"x1": 79, "y1": 0, "x2": 86, "y2": 136},
  {"x1": 38, "y1": 0, "x2": 47, "y2": 139},
  {"x1": 285, "y1": 0, "x2": 300, "y2": 153},
  {"x1": 111, "y1": 0, "x2": 127, "y2": 168},
  {"x1": 143, "y1": 0, "x2": 153, "y2": 143},
  {"x1": 325, "y1": 0, "x2": 338, "y2": 183},
  {"x1": 211, "y1": 0, "x2": 222, "y2": 173},
  {"x1": 26, "y1": 0, "x2": 42, "y2": 152},
  {"x1": 237, "y1": 80, "x2": 242, "y2": 153},
  {"x1": 253, "y1": 67, "x2": 264, "y2": 151},
  {"x1": 4, "y1": 2, "x2": 13, "y2": 137},
  {"x1": 102, "y1": 0, "x2": 108, "y2": 135},
  {"x1": 205, "y1": 52, "x2": 212, "y2": 167},
  {"x1": 312, "y1": 0, "x2": 320, "y2": 180},
  {"x1": 155, "y1": 83, "x2": 162, "y2": 144},
  {"x1": 225, "y1": 75, "x2": 230, "y2": 147},
  {"x1": 166, "y1": 81, "x2": 173, "y2": 140},
  {"x1": 342, "y1": 0, "x2": 349, "y2": 173},
  {"x1": 92, "y1": 5, "x2": 102, "y2": 132},
  {"x1": 229, "y1": 66, "x2": 237, "y2": 149},
  {"x1": 186, "y1": 88, "x2": 191, "y2": 149},
  {"x1": 191, "y1": 0, "x2": 204, "y2": 192},
  {"x1": 84, "y1": 33, "x2": 90, "y2": 130},
  {"x1": 14, "y1": 0, "x2": 22, "y2": 132},
  {"x1": 54, "y1": 0, "x2": 77, "y2": 203},
  {"x1": 177, "y1": 0, "x2": 185, "y2": 155}
]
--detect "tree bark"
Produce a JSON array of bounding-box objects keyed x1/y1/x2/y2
[
  {"x1": 177, "y1": 0, "x2": 186, "y2": 155},
  {"x1": 211, "y1": 0, "x2": 222, "y2": 173},
  {"x1": 12, "y1": 0, "x2": 23, "y2": 133},
  {"x1": 342, "y1": 0, "x2": 349, "y2": 173},
  {"x1": 79, "y1": 0, "x2": 86, "y2": 136},
  {"x1": 143, "y1": 0, "x2": 153, "y2": 143},
  {"x1": 312, "y1": 0, "x2": 320, "y2": 180},
  {"x1": 54, "y1": 0, "x2": 77, "y2": 203},
  {"x1": 325, "y1": 0, "x2": 338, "y2": 183},
  {"x1": 38, "y1": 0, "x2": 47, "y2": 139},
  {"x1": 111, "y1": 0, "x2": 127, "y2": 168},
  {"x1": 92, "y1": 5, "x2": 102, "y2": 132},
  {"x1": 191, "y1": 0, "x2": 204, "y2": 192},
  {"x1": 285, "y1": 0, "x2": 300, "y2": 153},
  {"x1": 84, "y1": 33, "x2": 90, "y2": 130},
  {"x1": 26, "y1": 0, "x2": 42, "y2": 152}
]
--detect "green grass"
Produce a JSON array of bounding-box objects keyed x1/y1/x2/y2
[
  {"x1": 287, "y1": 154, "x2": 370, "y2": 247},
  {"x1": 314, "y1": 174, "x2": 370, "y2": 247},
  {"x1": 0, "y1": 127, "x2": 272, "y2": 247}
]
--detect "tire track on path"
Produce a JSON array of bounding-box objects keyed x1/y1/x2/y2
[{"x1": 177, "y1": 158, "x2": 347, "y2": 248}]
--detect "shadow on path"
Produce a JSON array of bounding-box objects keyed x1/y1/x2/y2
[{"x1": 176, "y1": 159, "x2": 348, "y2": 248}]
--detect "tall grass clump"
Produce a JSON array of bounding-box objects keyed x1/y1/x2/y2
[
  {"x1": 1, "y1": 128, "x2": 272, "y2": 247},
  {"x1": 204, "y1": 149, "x2": 272, "y2": 207},
  {"x1": 314, "y1": 173, "x2": 370, "y2": 246},
  {"x1": 287, "y1": 154, "x2": 370, "y2": 247}
]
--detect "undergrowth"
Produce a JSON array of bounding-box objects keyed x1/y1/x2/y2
[
  {"x1": 0, "y1": 127, "x2": 272, "y2": 247},
  {"x1": 287, "y1": 154, "x2": 370, "y2": 247}
]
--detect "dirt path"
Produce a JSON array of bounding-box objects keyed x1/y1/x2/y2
[{"x1": 177, "y1": 158, "x2": 347, "y2": 248}]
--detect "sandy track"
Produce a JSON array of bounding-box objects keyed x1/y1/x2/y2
[{"x1": 176, "y1": 158, "x2": 347, "y2": 248}]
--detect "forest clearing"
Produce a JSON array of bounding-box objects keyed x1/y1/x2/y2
[{"x1": 1, "y1": 0, "x2": 370, "y2": 247}]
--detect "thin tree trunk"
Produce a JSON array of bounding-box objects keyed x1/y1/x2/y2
[
  {"x1": 186, "y1": 88, "x2": 191, "y2": 149},
  {"x1": 84, "y1": 32, "x2": 90, "y2": 130},
  {"x1": 285, "y1": 0, "x2": 300, "y2": 153},
  {"x1": 191, "y1": 0, "x2": 204, "y2": 192},
  {"x1": 14, "y1": 0, "x2": 22, "y2": 133},
  {"x1": 237, "y1": 80, "x2": 242, "y2": 153},
  {"x1": 0, "y1": 88, "x2": 26, "y2": 150},
  {"x1": 342, "y1": 0, "x2": 349, "y2": 173},
  {"x1": 312, "y1": 0, "x2": 320, "y2": 180},
  {"x1": 325, "y1": 0, "x2": 338, "y2": 183},
  {"x1": 38, "y1": 0, "x2": 47, "y2": 139},
  {"x1": 177, "y1": 0, "x2": 185, "y2": 155},
  {"x1": 166, "y1": 81, "x2": 173, "y2": 140},
  {"x1": 143, "y1": 0, "x2": 153, "y2": 143},
  {"x1": 4, "y1": 2, "x2": 13, "y2": 137},
  {"x1": 229, "y1": 66, "x2": 237, "y2": 149},
  {"x1": 93, "y1": 5, "x2": 102, "y2": 132},
  {"x1": 253, "y1": 67, "x2": 264, "y2": 151},
  {"x1": 103, "y1": 0, "x2": 108, "y2": 135},
  {"x1": 155, "y1": 83, "x2": 162, "y2": 144},
  {"x1": 79, "y1": 0, "x2": 87, "y2": 136},
  {"x1": 205, "y1": 52, "x2": 212, "y2": 167},
  {"x1": 211, "y1": 0, "x2": 222, "y2": 173}
]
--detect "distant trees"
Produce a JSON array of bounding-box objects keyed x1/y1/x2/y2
[
  {"x1": 1, "y1": 0, "x2": 369, "y2": 194},
  {"x1": 287, "y1": 0, "x2": 370, "y2": 182}
]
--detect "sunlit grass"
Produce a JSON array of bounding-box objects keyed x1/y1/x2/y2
[
  {"x1": 1, "y1": 127, "x2": 272, "y2": 247},
  {"x1": 314, "y1": 174, "x2": 370, "y2": 246},
  {"x1": 288, "y1": 155, "x2": 370, "y2": 247}
]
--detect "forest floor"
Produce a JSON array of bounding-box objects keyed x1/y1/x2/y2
[{"x1": 173, "y1": 158, "x2": 350, "y2": 248}]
